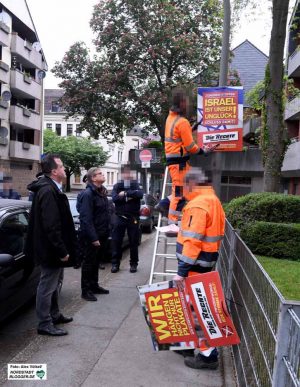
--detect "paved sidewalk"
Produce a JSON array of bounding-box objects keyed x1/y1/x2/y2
[{"x1": 3, "y1": 235, "x2": 236, "y2": 387}]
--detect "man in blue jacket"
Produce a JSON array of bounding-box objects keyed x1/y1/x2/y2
[
  {"x1": 77, "y1": 167, "x2": 110, "y2": 301},
  {"x1": 111, "y1": 166, "x2": 143, "y2": 273}
]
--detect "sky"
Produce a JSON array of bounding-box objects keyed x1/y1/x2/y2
[{"x1": 26, "y1": 0, "x2": 281, "y2": 89}]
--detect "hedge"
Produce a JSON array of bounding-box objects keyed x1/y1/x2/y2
[
  {"x1": 241, "y1": 222, "x2": 300, "y2": 261},
  {"x1": 225, "y1": 193, "x2": 300, "y2": 230}
]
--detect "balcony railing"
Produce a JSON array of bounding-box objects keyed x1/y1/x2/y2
[
  {"x1": 282, "y1": 139, "x2": 300, "y2": 175},
  {"x1": 9, "y1": 140, "x2": 40, "y2": 161},
  {"x1": 10, "y1": 105, "x2": 41, "y2": 131},
  {"x1": 10, "y1": 33, "x2": 43, "y2": 69},
  {"x1": 285, "y1": 95, "x2": 300, "y2": 120},
  {"x1": 288, "y1": 48, "x2": 300, "y2": 77},
  {"x1": 0, "y1": 21, "x2": 9, "y2": 47},
  {"x1": 10, "y1": 69, "x2": 42, "y2": 100}
]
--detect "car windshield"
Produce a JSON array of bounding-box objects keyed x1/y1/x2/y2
[{"x1": 68, "y1": 198, "x2": 79, "y2": 217}]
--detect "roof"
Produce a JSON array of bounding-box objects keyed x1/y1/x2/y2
[
  {"x1": 230, "y1": 40, "x2": 268, "y2": 99},
  {"x1": 0, "y1": 199, "x2": 31, "y2": 209}
]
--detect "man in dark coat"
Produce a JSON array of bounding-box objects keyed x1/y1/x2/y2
[
  {"x1": 77, "y1": 167, "x2": 110, "y2": 301},
  {"x1": 26, "y1": 154, "x2": 77, "y2": 336},
  {"x1": 111, "y1": 166, "x2": 143, "y2": 273}
]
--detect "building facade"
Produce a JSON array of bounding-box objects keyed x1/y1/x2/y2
[
  {"x1": 283, "y1": 0, "x2": 300, "y2": 195},
  {"x1": 0, "y1": 0, "x2": 46, "y2": 195}
]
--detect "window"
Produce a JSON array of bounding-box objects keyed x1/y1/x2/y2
[
  {"x1": 51, "y1": 101, "x2": 60, "y2": 112},
  {"x1": 55, "y1": 124, "x2": 61, "y2": 136},
  {"x1": 111, "y1": 172, "x2": 114, "y2": 185},
  {"x1": 74, "y1": 174, "x2": 81, "y2": 184},
  {"x1": 107, "y1": 172, "x2": 110, "y2": 185},
  {"x1": 67, "y1": 124, "x2": 73, "y2": 136},
  {"x1": 46, "y1": 123, "x2": 52, "y2": 130},
  {"x1": 118, "y1": 151, "x2": 123, "y2": 162},
  {"x1": 0, "y1": 212, "x2": 28, "y2": 256},
  {"x1": 76, "y1": 124, "x2": 81, "y2": 137}
]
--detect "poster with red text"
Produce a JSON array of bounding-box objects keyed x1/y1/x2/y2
[
  {"x1": 197, "y1": 86, "x2": 243, "y2": 152},
  {"x1": 138, "y1": 273, "x2": 240, "y2": 351},
  {"x1": 185, "y1": 272, "x2": 240, "y2": 347}
]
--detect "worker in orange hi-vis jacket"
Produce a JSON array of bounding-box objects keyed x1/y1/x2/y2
[
  {"x1": 162, "y1": 88, "x2": 218, "y2": 234},
  {"x1": 173, "y1": 167, "x2": 225, "y2": 370}
]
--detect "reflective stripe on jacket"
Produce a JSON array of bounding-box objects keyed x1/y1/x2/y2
[
  {"x1": 165, "y1": 111, "x2": 200, "y2": 165},
  {"x1": 176, "y1": 187, "x2": 225, "y2": 274}
]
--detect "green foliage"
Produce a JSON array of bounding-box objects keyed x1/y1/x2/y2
[
  {"x1": 246, "y1": 80, "x2": 265, "y2": 111},
  {"x1": 225, "y1": 192, "x2": 300, "y2": 229},
  {"x1": 52, "y1": 0, "x2": 223, "y2": 141},
  {"x1": 141, "y1": 140, "x2": 163, "y2": 149},
  {"x1": 43, "y1": 129, "x2": 108, "y2": 191},
  {"x1": 242, "y1": 222, "x2": 300, "y2": 261}
]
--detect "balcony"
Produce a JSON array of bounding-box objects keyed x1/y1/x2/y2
[
  {"x1": 0, "y1": 100, "x2": 9, "y2": 120},
  {"x1": 0, "y1": 60, "x2": 10, "y2": 84},
  {"x1": 285, "y1": 96, "x2": 300, "y2": 120},
  {"x1": 10, "y1": 69, "x2": 42, "y2": 100},
  {"x1": 0, "y1": 21, "x2": 10, "y2": 47},
  {"x1": 288, "y1": 49, "x2": 300, "y2": 77},
  {"x1": 9, "y1": 105, "x2": 41, "y2": 131},
  {"x1": 9, "y1": 140, "x2": 40, "y2": 161},
  {"x1": 282, "y1": 139, "x2": 300, "y2": 177},
  {"x1": 10, "y1": 33, "x2": 43, "y2": 69}
]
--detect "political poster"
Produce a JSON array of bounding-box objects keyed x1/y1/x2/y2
[
  {"x1": 185, "y1": 272, "x2": 240, "y2": 347},
  {"x1": 138, "y1": 272, "x2": 240, "y2": 351},
  {"x1": 137, "y1": 281, "x2": 199, "y2": 351},
  {"x1": 197, "y1": 86, "x2": 243, "y2": 152}
]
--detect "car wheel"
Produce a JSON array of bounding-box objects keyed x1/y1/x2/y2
[{"x1": 145, "y1": 218, "x2": 153, "y2": 233}]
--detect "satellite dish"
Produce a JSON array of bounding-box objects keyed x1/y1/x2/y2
[
  {"x1": 0, "y1": 126, "x2": 8, "y2": 138},
  {"x1": 1, "y1": 91, "x2": 11, "y2": 102},
  {"x1": 38, "y1": 70, "x2": 46, "y2": 79},
  {"x1": 32, "y1": 42, "x2": 42, "y2": 51}
]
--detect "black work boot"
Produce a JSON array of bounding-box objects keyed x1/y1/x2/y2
[
  {"x1": 129, "y1": 264, "x2": 138, "y2": 273},
  {"x1": 81, "y1": 290, "x2": 97, "y2": 301},
  {"x1": 184, "y1": 352, "x2": 219, "y2": 370},
  {"x1": 111, "y1": 265, "x2": 119, "y2": 273}
]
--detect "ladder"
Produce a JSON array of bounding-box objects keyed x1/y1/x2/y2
[{"x1": 148, "y1": 167, "x2": 179, "y2": 284}]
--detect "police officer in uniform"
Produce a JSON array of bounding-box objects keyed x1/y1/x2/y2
[{"x1": 111, "y1": 166, "x2": 143, "y2": 273}]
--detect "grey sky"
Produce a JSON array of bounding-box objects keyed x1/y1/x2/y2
[{"x1": 26, "y1": 0, "x2": 274, "y2": 89}]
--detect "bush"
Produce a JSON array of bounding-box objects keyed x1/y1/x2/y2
[
  {"x1": 241, "y1": 222, "x2": 300, "y2": 261},
  {"x1": 225, "y1": 193, "x2": 300, "y2": 229}
]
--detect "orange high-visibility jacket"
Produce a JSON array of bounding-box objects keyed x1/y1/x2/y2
[
  {"x1": 176, "y1": 187, "x2": 225, "y2": 275},
  {"x1": 165, "y1": 111, "x2": 202, "y2": 165}
]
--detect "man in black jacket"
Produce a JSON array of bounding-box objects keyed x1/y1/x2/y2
[
  {"x1": 26, "y1": 154, "x2": 77, "y2": 336},
  {"x1": 111, "y1": 166, "x2": 143, "y2": 273},
  {"x1": 77, "y1": 167, "x2": 110, "y2": 301}
]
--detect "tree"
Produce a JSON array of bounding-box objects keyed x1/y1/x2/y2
[
  {"x1": 261, "y1": 0, "x2": 290, "y2": 192},
  {"x1": 43, "y1": 130, "x2": 109, "y2": 192},
  {"x1": 52, "y1": 0, "x2": 223, "y2": 141},
  {"x1": 233, "y1": 0, "x2": 291, "y2": 192}
]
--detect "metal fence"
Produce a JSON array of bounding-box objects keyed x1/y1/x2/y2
[{"x1": 217, "y1": 220, "x2": 300, "y2": 387}]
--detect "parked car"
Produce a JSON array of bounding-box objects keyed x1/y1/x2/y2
[
  {"x1": 0, "y1": 199, "x2": 40, "y2": 323},
  {"x1": 139, "y1": 194, "x2": 159, "y2": 233}
]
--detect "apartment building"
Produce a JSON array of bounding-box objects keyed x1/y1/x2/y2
[
  {"x1": 283, "y1": 0, "x2": 300, "y2": 195},
  {"x1": 44, "y1": 89, "x2": 145, "y2": 192},
  {"x1": 0, "y1": 0, "x2": 46, "y2": 195}
]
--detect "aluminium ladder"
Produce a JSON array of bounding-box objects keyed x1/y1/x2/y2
[{"x1": 148, "y1": 167, "x2": 180, "y2": 284}]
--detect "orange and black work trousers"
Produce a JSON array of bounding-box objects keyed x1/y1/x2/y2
[{"x1": 167, "y1": 162, "x2": 190, "y2": 224}]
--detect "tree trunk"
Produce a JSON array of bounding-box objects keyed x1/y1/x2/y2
[
  {"x1": 65, "y1": 169, "x2": 72, "y2": 192},
  {"x1": 263, "y1": 0, "x2": 290, "y2": 192}
]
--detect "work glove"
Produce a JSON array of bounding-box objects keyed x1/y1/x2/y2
[{"x1": 203, "y1": 143, "x2": 220, "y2": 155}]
